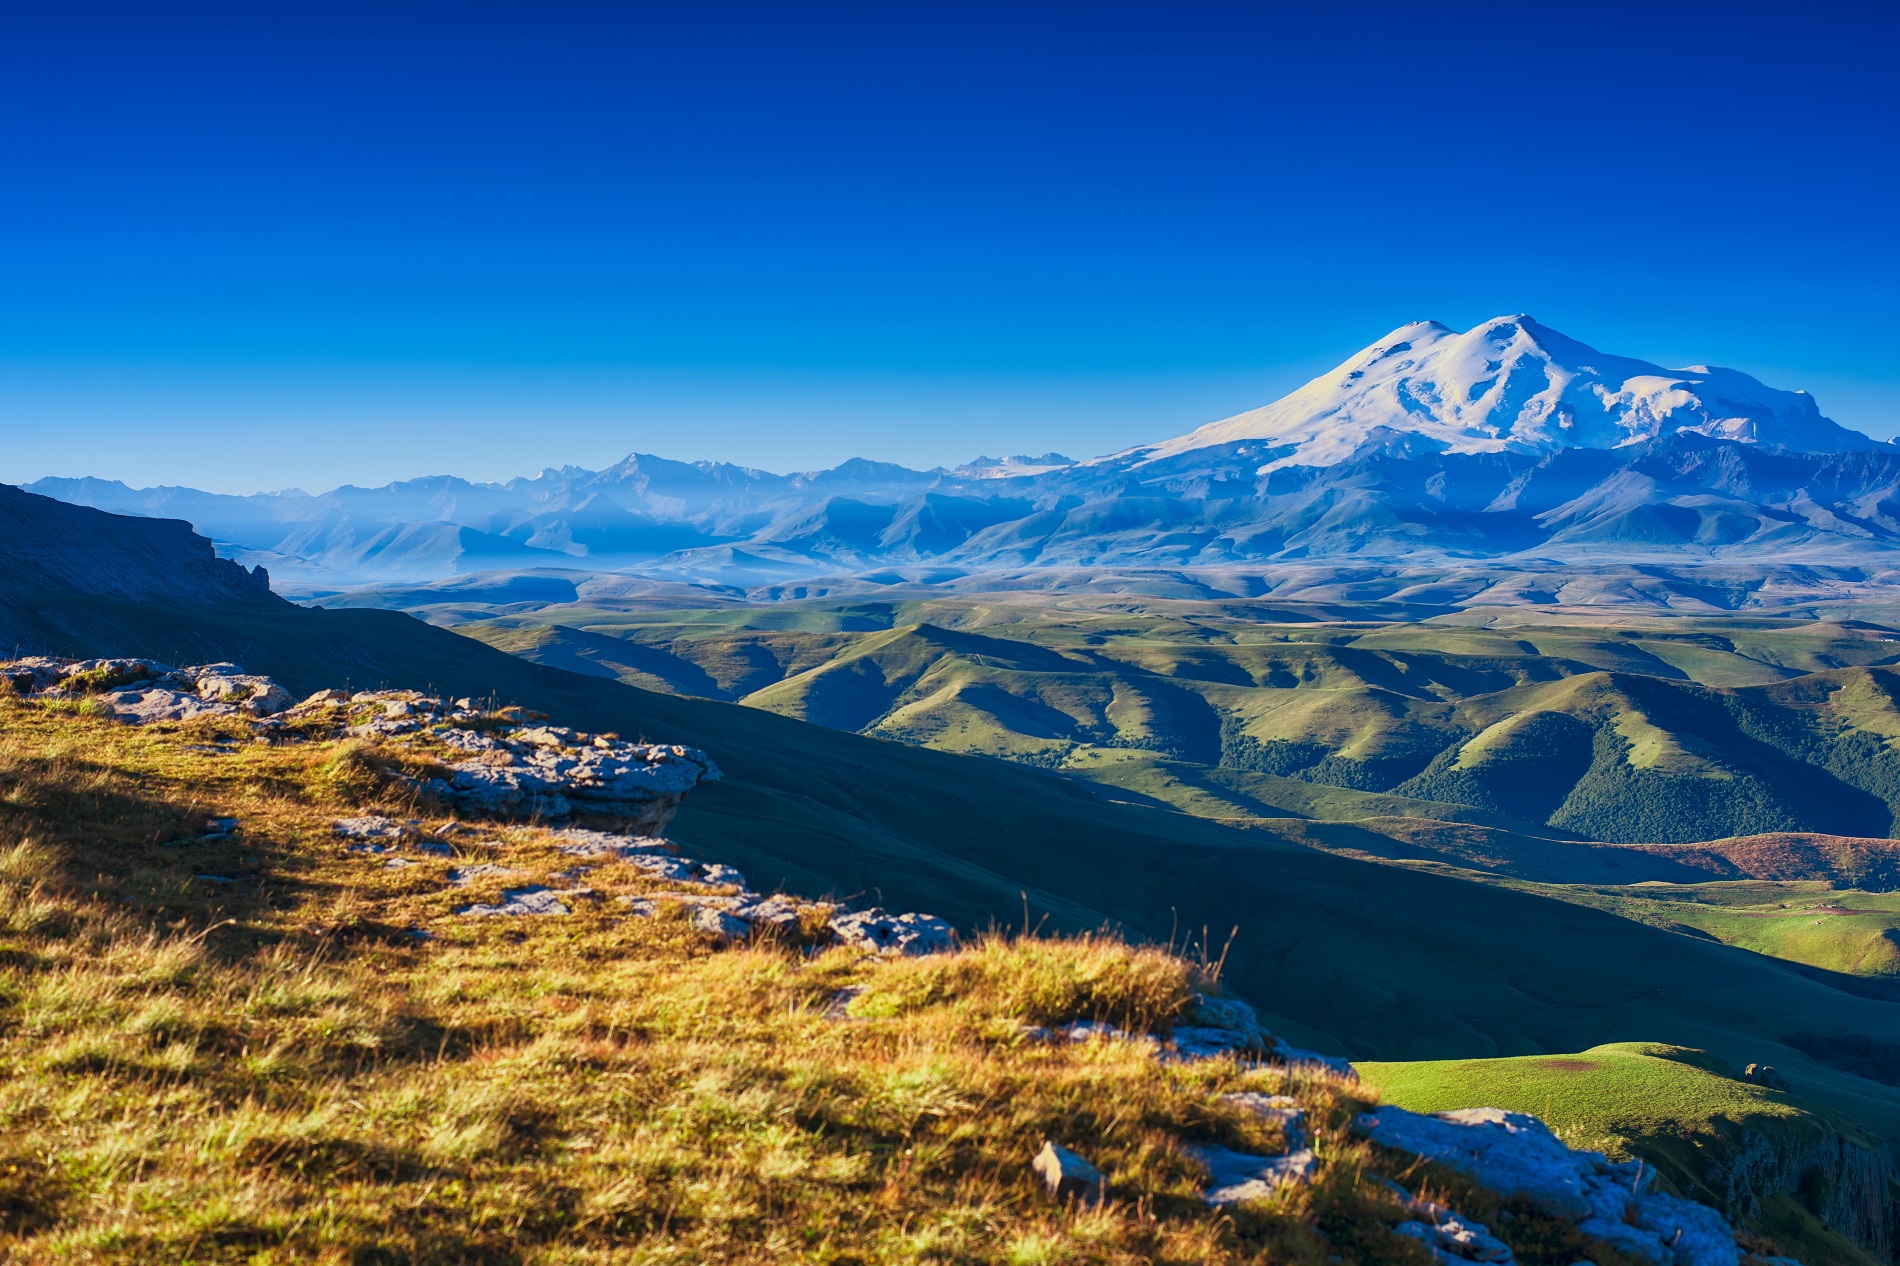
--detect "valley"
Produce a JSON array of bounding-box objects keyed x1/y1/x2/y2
[{"x1": 376, "y1": 588, "x2": 1900, "y2": 992}]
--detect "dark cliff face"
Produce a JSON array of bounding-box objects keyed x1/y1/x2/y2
[{"x1": 0, "y1": 484, "x2": 284, "y2": 652}]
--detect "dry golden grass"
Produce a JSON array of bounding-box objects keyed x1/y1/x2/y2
[{"x1": 0, "y1": 697, "x2": 1559, "y2": 1263}]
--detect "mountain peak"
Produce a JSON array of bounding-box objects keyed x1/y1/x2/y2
[{"x1": 1141, "y1": 317, "x2": 1874, "y2": 471}]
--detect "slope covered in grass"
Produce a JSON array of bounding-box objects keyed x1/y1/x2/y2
[
  {"x1": 0, "y1": 694, "x2": 1664, "y2": 1265},
  {"x1": 20, "y1": 594, "x2": 1900, "y2": 1148}
]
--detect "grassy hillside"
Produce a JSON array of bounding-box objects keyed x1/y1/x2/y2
[
  {"x1": 0, "y1": 696, "x2": 1416, "y2": 1263},
  {"x1": 0, "y1": 677, "x2": 1868, "y2": 1263},
  {"x1": 1359, "y1": 1043, "x2": 1890, "y2": 1266},
  {"x1": 15, "y1": 595, "x2": 1900, "y2": 1157}
]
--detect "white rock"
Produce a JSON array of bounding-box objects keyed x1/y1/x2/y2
[
  {"x1": 552, "y1": 828, "x2": 676, "y2": 858},
  {"x1": 1184, "y1": 1143, "x2": 1317, "y2": 1204},
  {"x1": 456, "y1": 886, "x2": 576, "y2": 917},
  {"x1": 1355, "y1": 1107, "x2": 1740, "y2": 1266},
  {"x1": 332, "y1": 815, "x2": 416, "y2": 841},
  {"x1": 1032, "y1": 1141, "x2": 1104, "y2": 1206},
  {"x1": 1224, "y1": 1092, "x2": 1305, "y2": 1146},
  {"x1": 829, "y1": 908, "x2": 955, "y2": 956},
  {"x1": 692, "y1": 906, "x2": 751, "y2": 941},
  {"x1": 1394, "y1": 1216, "x2": 1517, "y2": 1264},
  {"x1": 628, "y1": 854, "x2": 747, "y2": 888},
  {"x1": 733, "y1": 894, "x2": 808, "y2": 932},
  {"x1": 105, "y1": 687, "x2": 234, "y2": 724}
]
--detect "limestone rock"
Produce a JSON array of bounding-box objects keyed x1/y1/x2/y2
[
  {"x1": 102, "y1": 686, "x2": 231, "y2": 724},
  {"x1": 628, "y1": 855, "x2": 747, "y2": 888},
  {"x1": 431, "y1": 736, "x2": 720, "y2": 831},
  {"x1": 1394, "y1": 1216, "x2": 1517, "y2": 1264},
  {"x1": 1031, "y1": 1141, "x2": 1103, "y2": 1206},
  {"x1": 333, "y1": 815, "x2": 417, "y2": 841},
  {"x1": 0, "y1": 656, "x2": 297, "y2": 722},
  {"x1": 1184, "y1": 1143, "x2": 1317, "y2": 1204},
  {"x1": 1356, "y1": 1106, "x2": 1741, "y2": 1266},
  {"x1": 1172, "y1": 1024, "x2": 1264, "y2": 1059},
  {"x1": 732, "y1": 894, "x2": 810, "y2": 933},
  {"x1": 456, "y1": 886, "x2": 577, "y2": 917},
  {"x1": 552, "y1": 829, "x2": 677, "y2": 859},
  {"x1": 0, "y1": 657, "x2": 71, "y2": 693},
  {"x1": 692, "y1": 906, "x2": 752, "y2": 941},
  {"x1": 1224, "y1": 1092, "x2": 1305, "y2": 1147},
  {"x1": 829, "y1": 908, "x2": 955, "y2": 956}
]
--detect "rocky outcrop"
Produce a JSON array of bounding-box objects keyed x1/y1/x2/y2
[
  {"x1": 0, "y1": 484, "x2": 276, "y2": 608},
  {"x1": 2, "y1": 658, "x2": 724, "y2": 836},
  {"x1": 829, "y1": 909, "x2": 956, "y2": 956},
  {"x1": 1, "y1": 657, "x2": 293, "y2": 720},
  {"x1": 1700, "y1": 1120, "x2": 1891, "y2": 1262},
  {"x1": 330, "y1": 691, "x2": 720, "y2": 833},
  {"x1": 1358, "y1": 1105, "x2": 1742, "y2": 1266}
]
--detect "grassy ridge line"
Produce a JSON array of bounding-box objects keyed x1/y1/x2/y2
[{"x1": 21, "y1": 596, "x2": 1900, "y2": 1145}]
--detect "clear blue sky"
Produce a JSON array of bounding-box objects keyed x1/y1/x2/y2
[{"x1": 4, "y1": 2, "x2": 1896, "y2": 492}]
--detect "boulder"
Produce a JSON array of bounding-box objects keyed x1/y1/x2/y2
[
  {"x1": 1031, "y1": 1141, "x2": 1103, "y2": 1206},
  {"x1": 628, "y1": 855, "x2": 747, "y2": 888},
  {"x1": 1183, "y1": 1143, "x2": 1317, "y2": 1204},
  {"x1": 1356, "y1": 1106, "x2": 1741, "y2": 1266},
  {"x1": 692, "y1": 906, "x2": 752, "y2": 942},
  {"x1": 829, "y1": 908, "x2": 955, "y2": 956},
  {"x1": 732, "y1": 894, "x2": 809, "y2": 933},
  {"x1": 1742, "y1": 1063, "x2": 1792, "y2": 1093},
  {"x1": 104, "y1": 687, "x2": 231, "y2": 724},
  {"x1": 1393, "y1": 1216, "x2": 1517, "y2": 1264},
  {"x1": 431, "y1": 734, "x2": 720, "y2": 831},
  {"x1": 0, "y1": 657, "x2": 71, "y2": 693},
  {"x1": 456, "y1": 886, "x2": 577, "y2": 917}
]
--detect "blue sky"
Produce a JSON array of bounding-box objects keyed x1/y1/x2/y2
[{"x1": 3, "y1": 2, "x2": 1896, "y2": 492}]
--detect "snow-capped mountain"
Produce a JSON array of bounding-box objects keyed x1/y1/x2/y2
[
  {"x1": 1134, "y1": 315, "x2": 1878, "y2": 470},
  {"x1": 21, "y1": 316, "x2": 1900, "y2": 590}
]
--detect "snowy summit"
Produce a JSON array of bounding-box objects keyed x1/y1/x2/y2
[{"x1": 1134, "y1": 315, "x2": 1879, "y2": 471}]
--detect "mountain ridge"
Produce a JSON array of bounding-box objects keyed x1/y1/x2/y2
[{"x1": 22, "y1": 318, "x2": 1899, "y2": 589}]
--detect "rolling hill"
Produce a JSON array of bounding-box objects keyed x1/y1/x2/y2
[{"x1": 450, "y1": 595, "x2": 1900, "y2": 846}]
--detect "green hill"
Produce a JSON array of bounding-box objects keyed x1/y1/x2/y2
[{"x1": 455, "y1": 598, "x2": 1900, "y2": 846}]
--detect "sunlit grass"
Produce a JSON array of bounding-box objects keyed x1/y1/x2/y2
[{"x1": 0, "y1": 698, "x2": 1431, "y2": 1264}]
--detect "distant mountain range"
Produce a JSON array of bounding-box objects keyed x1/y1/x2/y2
[{"x1": 26, "y1": 315, "x2": 1900, "y2": 590}]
